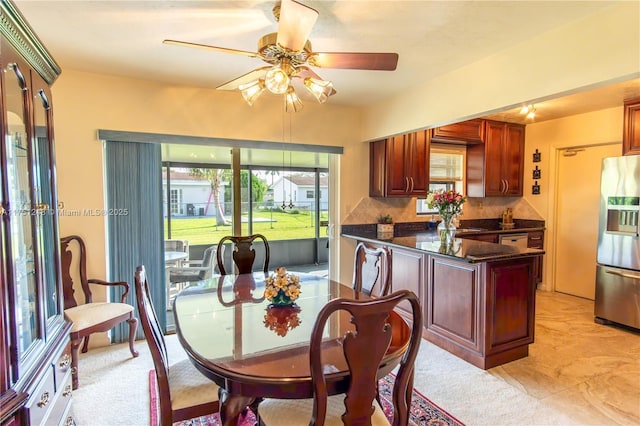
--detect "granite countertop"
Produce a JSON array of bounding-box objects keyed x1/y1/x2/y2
[{"x1": 342, "y1": 218, "x2": 546, "y2": 263}]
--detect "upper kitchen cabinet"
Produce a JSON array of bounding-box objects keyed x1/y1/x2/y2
[
  {"x1": 431, "y1": 118, "x2": 484, "y2": 144},
  {"x1": 467, "y1": 120, "x2": 525, "y2": 197},
  {"x1": 370, "y1": 130, "x2": 430, "y2": 197},
  {"x1": 623, "y1": 97, "x2": 640, "y2": 156}
]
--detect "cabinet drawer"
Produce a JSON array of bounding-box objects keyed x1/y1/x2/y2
[
  {"x1": 527, "y1": 231, "x2": 544, "y2": 248},
  {"x1": 25, "y1": 366, "x2": 55, "y2": 426},
  {"x1": 42, "y1": 372, "x2": 73, "y2": 426},
  {"x1": 459, "y1": 233, "x2": 498, "y2": 243},
  {"x1": 54, "y1": 342, "x2": 72, "y2": 390}
]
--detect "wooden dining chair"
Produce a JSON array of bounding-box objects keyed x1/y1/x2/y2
[
  {"x1": 216, "y1": 234, "x2": 270, "y2": 275},
  {"x1": 60, "y1": 235, "x2": 139, "y2": 390},
  {"x1": 353, "y1": 242, "x2": 392, "y2": 297},
  {"x1": 258, "y1": 290, "x2": 423, "y2": 426},
  {"x1": 135, "y1": 265, "x2": 220, "y2": 425}
]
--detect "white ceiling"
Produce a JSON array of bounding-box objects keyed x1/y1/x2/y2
[
  {"x1": 15, "y1": 0, "x2": 637, "y2": 165},
  {"x1": 14, "y1": 0, "x2": 639, "y2": 123}
]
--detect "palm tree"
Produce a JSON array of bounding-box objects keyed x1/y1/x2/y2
[{"x1": 190, "y1": 168, "x2": 228, "y2": 226}]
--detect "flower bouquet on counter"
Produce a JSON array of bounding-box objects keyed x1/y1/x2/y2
[
  {"x1": 426, "y1": 189, "x2": 467, "y2": 245},
  {"x1": 264, "y1": 267, "x2": 301, "y2": 307}
]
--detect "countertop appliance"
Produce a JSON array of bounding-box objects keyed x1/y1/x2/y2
[
  {"x1": 499, "y1": 233, "x2": 529, "y2": 250},
  {"x1": 595, "y1": 155, "x2": 640, "y2": 330}
]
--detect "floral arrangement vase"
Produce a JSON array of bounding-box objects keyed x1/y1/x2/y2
[
  {"x1": 437, "y1": 215, "x2": 457, "y2": 246},
  {"x1": 264, "y1": 267, "x2": 301, "y2": 308}
]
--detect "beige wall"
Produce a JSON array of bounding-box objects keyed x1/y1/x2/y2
[
  {"x1": 49, "y1": 2, "x2": 638, "y2": 328},
  {"x1": 523, "y1": 107, "x2": 624, "y2": 290},
  {"x1": 337, "y1": 1, "x2": 639, "y2": 283},
  {"x1": 53, "y1": 69, "x2": 362, "y2": 284}
]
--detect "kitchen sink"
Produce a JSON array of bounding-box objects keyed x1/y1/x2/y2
[{"x1": 456, "y1": 227, "x2": 487, "y2": 233}]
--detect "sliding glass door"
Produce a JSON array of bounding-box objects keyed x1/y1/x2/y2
[{"x1": 162, "y1": 147, "x2": 329, "y2": 267}]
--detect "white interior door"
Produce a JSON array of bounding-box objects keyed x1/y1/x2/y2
[{"x1": 554, "y1": 144, "x2": 621, "y2": 299}]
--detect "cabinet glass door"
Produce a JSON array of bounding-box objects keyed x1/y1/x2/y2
[
  {"x1": 33, "y1": 82, "x2": 60, "y2": 322},
  {"x1": 4, "y1": 60, "x2": 39, "y2": 354}
]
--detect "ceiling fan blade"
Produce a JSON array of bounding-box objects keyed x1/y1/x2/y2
[
  {"x1": 163, "y1": 39, "x2": 260, "y2": 58},
  {"x1": 309, "y1": 52, "x2": 399, "y2": 71},
  {"x1": 216, "y1": 67, "x2": 270, "y2": 91},
  {"x1": 276, "y1": 0, "x2": 319, "y2": 52},
  {"x1": 295, "y1": 67, "x2": 337, "y2": 96}
]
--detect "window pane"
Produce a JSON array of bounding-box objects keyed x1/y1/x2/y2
[
  {"x1": 417, "y1": 144, "x2": 466, "y2": 214},
  {"x1": 163, "y1": 166, "x2": 233, "y2": 246},
  {"x1": 163, "y1": 149, "x2": 329, "y2": 244}
]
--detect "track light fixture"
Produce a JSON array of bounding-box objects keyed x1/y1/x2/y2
[{"x1": 520, "y1": 104, "x2": 536, "y2": 119}]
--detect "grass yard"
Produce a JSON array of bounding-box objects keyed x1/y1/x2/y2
[{"x1": 165, "y1": 209, "x2": 329, "y2": 245}]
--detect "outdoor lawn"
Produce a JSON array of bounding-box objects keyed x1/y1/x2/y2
[{"x1": 164, "y1": 209, "x2": 329, "y2": 245}]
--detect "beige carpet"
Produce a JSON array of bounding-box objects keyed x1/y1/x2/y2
[
  {"x1": 72, "y1": 291, "x2": 638, "y2": 425},
  {"x1": 72, "y1": 336, "x2": 577, "y2": 426}
]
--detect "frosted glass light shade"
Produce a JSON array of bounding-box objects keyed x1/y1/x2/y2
[
  {"x1": 304, "y1": 77, "x2": 333, "y2": 103},
  {"x1": 284, "y1": 86, "x2": 303, "y2": 112},
  {"x1": 265, "y1": 66, "x2": 290, "y2": 94},
  {"x1": 239, "y1": 79, "x2": 265, "y2": 106}
]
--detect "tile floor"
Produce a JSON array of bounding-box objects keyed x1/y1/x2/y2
[{"x1": 490, "y1": 291, "x2": 640, "y2": 425}]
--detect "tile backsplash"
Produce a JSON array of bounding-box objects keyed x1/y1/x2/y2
[{"x1": 342, "y1": 196, "x2": 543, "y2": 225}]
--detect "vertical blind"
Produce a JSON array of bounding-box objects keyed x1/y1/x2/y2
[{"x1": 105, "y1": 141, "x2": 165, "y2": 339}]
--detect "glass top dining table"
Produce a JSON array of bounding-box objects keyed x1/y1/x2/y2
[{"x1": 172, "y1": 271, "x2": 411, "y2": 425}]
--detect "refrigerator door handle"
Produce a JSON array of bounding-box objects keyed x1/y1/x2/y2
[{"x1": 605, "y1": 269, "x2": 640, "y2": 280}]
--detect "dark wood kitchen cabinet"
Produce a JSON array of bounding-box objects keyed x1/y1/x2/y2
[
  {"x1": 424, "y1": 255, "x2": 536, "y2": 369},
  {"x1": 527, "y1": 230, "x2": 544, "y2": 284},
  {"x1": 467, "y1": 120, "x2": 525, "y2": 197},
  {"x1": 370, "y1": 130, "x2": 430, "y2": 197},
  {"x1": 623, "y1": 97, "x2": 640, "y2": 156},
  {"x1": 1, "y1": 2, "x2": 73, "y2": 425},
  {"x1": 431, "y1": 118, "x2": 484, "y2": 144},
  {"x1": 388, "y1": 247, "x2": 424, "y2": 317}
]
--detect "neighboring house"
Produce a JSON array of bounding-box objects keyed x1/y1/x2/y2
[
  {"x1": 162, "y1": 169, "x2": 225, "y2": 217},
  {"x1": 271, "y1": 174, "x2": 328, "y2": 211}
]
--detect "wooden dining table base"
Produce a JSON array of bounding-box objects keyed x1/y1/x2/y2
[{"x1": 219, "y1": 390, "x2": 260, "y2": 426}]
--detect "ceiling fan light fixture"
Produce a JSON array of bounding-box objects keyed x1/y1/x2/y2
[
  {"x1": 304, "y1": 77, "x2": 333, "y2": 103},
  {"x1": 239, "y1": 79, "x2": 265, "y2": 106},
  {"x1": 265, "y1": 60, "x2": 292, "y2": 94},
  {"x1": 285, "y1": 86, "x2": 303, "y2": 112}
]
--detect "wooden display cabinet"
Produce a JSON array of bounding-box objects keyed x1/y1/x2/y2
[
  {"x1": 369, "y1": 130, "x2": 430, "y2": 197},
  {"x1": 0, "y1": 2, "x2": 72, "y2": 425},
  {"x1": 623, "y1": 97, "x2": 640, "y2": 156}
]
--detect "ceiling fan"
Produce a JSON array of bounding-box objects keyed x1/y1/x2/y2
[{"x1": 163, "y1": 0, "x2": 399, "y2": 111}]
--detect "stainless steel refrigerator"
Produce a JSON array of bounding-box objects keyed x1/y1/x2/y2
[{"x1": 595, "y1": 155, "x2": 640, "y2": 330}]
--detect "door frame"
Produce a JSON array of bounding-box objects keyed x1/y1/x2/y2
[{"x1": 547, "y1": 141, "x2": 622, "y2": 293}]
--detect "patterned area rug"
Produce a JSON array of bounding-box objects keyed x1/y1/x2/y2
[{"x1": 149, "y1": 370, "x2": 465, "y2": 425}]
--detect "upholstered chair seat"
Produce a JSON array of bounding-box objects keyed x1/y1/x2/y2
[
  {"x1": 64, "y1": 302, "x2": 134, "y2": 332},
  {"x1": 168, "y1": 359, "x2": 220, "y2": 412}
]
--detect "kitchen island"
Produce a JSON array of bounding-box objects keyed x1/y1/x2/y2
[{"x1": 342, "y1": 228, "x2": 545, "y2": 369}]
